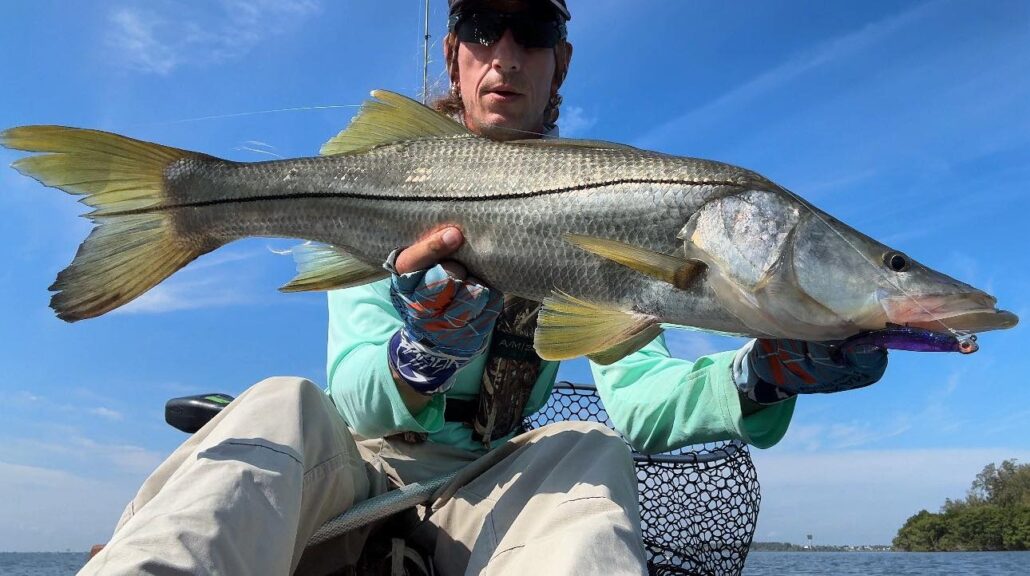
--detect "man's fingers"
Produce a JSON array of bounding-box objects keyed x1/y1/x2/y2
[{"x1": 394, "y1": 227, "x2": 465, "y2": 274}]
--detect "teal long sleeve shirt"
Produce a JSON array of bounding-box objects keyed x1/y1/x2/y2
[{"x1": 327, "y1": 279, "x2": 795, "y2": 454}]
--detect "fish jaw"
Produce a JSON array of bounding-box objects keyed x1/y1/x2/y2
[{"x1": 880, "y1": 293, "x2": 1020, "y2": 334}]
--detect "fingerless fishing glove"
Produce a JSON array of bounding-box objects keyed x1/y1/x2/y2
[
  {"x1": 734, "y1": 338, "x2": 888, "y2": 404},
  {"x1": 387, "y1": 257, "x2": 502, "y2": 395}
]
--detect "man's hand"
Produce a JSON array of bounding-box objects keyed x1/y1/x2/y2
[
  {"x1": 392, "y1": 227, "x2": 465, "y2": 276},
  {"x1": 386, "y1": 227, "x2": 502, "y2": 402},
  {"x1": 735, "y1": 338, "x2": 888, "y2": 405}
]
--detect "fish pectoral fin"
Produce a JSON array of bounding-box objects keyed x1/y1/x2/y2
[
  {"x1": 320, "y1": 90, "x2": 472, "y2": 156},
  {"x1": 279, "y1": 243, "x2": 388, "y2": 292},
  {"x1": 564, "y1": 234, "x2": 706, "y2": 290},
  {"x1": 507, "y1": 138, "x2": 640, "y2": 152},
  {"x1": 534, "y1": 291, "x2": 662, "y2": 365}
]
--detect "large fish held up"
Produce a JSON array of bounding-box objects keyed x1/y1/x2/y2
[{"x1": 1, "y1": 90, "x2": 1018, "y2": 363}]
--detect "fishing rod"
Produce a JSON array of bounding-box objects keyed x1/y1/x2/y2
[{"x1": 422, "y1": 0, "x2": 431, "y2": 103}]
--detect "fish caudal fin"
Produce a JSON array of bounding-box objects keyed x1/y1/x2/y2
[
  {"x1": 535, "y1": 291, "x2": 662, "y2": 365},
  {"x1": 2, "y1": 125, "x2": 215, "y2": 321}
]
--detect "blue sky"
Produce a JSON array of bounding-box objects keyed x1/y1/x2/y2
[{"x1": 1, "y1": 0, "x2": 1027, "y2": 551}]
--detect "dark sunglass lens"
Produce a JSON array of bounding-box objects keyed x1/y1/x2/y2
[
  {"x1": 456, "y1": 12, "x2": 504, "y2": 46},
  {"x1": 510, "y1": 15, "x2": 561, "y2": 48}
]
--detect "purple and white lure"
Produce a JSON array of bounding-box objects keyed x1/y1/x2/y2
[{"x1": 833, "y1": 326, "x2": 978, "y2": 358}]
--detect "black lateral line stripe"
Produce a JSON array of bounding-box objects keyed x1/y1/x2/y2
[{"x1": 99, "y1": 178, "x2": 749, "y2": 217}]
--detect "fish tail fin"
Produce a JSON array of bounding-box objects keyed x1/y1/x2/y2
[{"x1": 2, "y1": 125, "x2": 218, "y2": 321}]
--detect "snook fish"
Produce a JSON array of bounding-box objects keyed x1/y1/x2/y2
[{"x1": 1, "y1": 90, "x2": 1018, "y2": 363}]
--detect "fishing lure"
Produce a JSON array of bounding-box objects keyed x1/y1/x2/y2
[{"x1": 833, "y1": 326, "x2": 978, "y2": 360}]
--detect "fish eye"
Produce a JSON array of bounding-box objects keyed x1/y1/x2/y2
[{"x1": 883, "y1": 251, "x2": 910, "y2": 272}]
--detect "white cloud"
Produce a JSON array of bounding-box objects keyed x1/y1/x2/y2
[
  {"x1": 773, "y1": 366, "x2": 977, "y2": 454},
  {"x1": 115, "y1": 276, "x2": 250, "y2": 314},
  {"x1": 0, "y1": 460, "x2": 141, "y2": 552},
  {"x1": 663, "y1": 329, "x2": 746, "y2": 360},
  {"x1": 112, "y1": 248, "x2": 266, "y2": 315},
  {"x1": 0, "y1": 429, "x2": 168, "y2": 550},
  {"x1": 89, "y1": 407, "x2": 124, "y2": 422},
  {"x1": 109, "y1": 9, "x2": 178, "y2": 75},
  {"x1": 750, "y1": 447, "x2": 1030, "y2": 545},
  {"x1": 14, "y1": 390, "x2": 43, "y2": 403},
  {"x1": 71, "y1": 437, "x2": 164, "y2": 475},
  {"x1": 776, "y1": 417, "x2": 912, "y2": 452},
  {"x1": 4, "y1": 435, "x2": 166, "y2": 477},
  {"x1": 558, "y1": 106, "x2": 597, "y2": 137},
  {"x1": 108, "y1": 0, "x2": 321, "y2": 75}
]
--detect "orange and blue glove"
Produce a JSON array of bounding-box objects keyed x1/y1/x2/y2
[
  {"x1": 385, "y1": 252, "x2": 502, "y2": 395},
  {"x1": 734, "y1": 338, "x2": 888, "y2": 404}
]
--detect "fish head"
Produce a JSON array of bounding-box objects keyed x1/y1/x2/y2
[
  {"x1": 781, "y1": 207, "x2": 1018, "y2": 338},
  {"x1": 679, "y1": 189, "x2": 1018, "y2": 340}
]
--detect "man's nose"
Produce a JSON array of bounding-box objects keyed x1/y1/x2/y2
[{"x1": 491, "y1": 28, "x2": 522, "y2": 72}]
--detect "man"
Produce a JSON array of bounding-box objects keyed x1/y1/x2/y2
[
  {"x1": 327, "y1": 0, "x2": 886, "y2": 573},
  {"x1": 81, "y1": 1, "x2": 887, "y2": 574}
]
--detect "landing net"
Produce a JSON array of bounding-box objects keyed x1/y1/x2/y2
[{"x1": 524, "y1": 381, "x2": 760, "y2": 576}]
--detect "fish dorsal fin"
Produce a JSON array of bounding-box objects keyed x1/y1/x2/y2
[
  {"x1": 508, "y1": 138, "x2": 640, "y2": 152},
  {"x1": 534, "y1": 290, "x2": 662, "y2": 365},
  {"x1": 279, "y1": 243, "x2": 388, "y2": 292},
  {"x1": 565, "y1": 234, "x2": 706, "y2": 291},
  {"x1": 321, "y1": 90, "x2": 471, "y2": 156}
]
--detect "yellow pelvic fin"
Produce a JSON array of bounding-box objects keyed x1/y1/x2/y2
[
  {"x1": 280, "y1": 243, "x2": 388, "y2": 292},
  {"x1": 534, "y1": 291, "x2": 662, "y2": 365},
  {"x1": 564, "y1": 234, "x2": 705, "y2": 290},
  {"x1": 320, "y1": 90, "x2": 471, "y2": 156},
  {"x1": 1, "y1": 125, "x2": 216, "y2": 321}
]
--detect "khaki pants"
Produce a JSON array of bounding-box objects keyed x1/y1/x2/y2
[{"x1": 80, "y1": 377, "x2": 647, "y2": 575}]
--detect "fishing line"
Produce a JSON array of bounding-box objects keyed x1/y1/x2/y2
[
  {"x1": 139, "y1": 104, "x2": 361, "y2": 127},
  {"x1": 233, "y1": 145, "x2": 285, "y2": 159},
  {"x1": 776, "y1": 187, "x2": 965, "y2": 339}
]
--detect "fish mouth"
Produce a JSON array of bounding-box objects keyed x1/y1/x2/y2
[{"x1": 881, "y1": 293, "x2": 1019, "y2": 334}]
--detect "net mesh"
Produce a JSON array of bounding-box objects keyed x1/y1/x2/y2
[{"x1": 523, "y1": 382, "x2": 760, "y2": 576}]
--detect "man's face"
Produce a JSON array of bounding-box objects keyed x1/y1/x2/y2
[{"x1": 455, "y1": 10, "x2": 560, "y2": 140}]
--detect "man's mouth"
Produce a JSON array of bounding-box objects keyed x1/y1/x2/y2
[{"x1": 484, "y1": 85, "x2": 523, "y2": 99}]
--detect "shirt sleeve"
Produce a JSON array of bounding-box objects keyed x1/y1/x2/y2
[
  {"x1": 326, "y1": 279, "x2": 445, "y2": 438},
  {"x1": 590, "y1": 332, "x2": 796, "y2": 454}
]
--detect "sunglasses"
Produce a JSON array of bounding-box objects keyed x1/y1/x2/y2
[{"x1": 450, "y1": 10, "x2": 566, "y2": 49}]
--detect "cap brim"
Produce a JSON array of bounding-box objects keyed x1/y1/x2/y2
[{"x1": 549, "y1": 0, "x2": 571, "y2": 20}]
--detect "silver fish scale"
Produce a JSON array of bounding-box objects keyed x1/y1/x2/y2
[
  {"x1": 170, "y1": 137, "x2": 775, "y2": 334},
  {"x1": 173, "y1": 136, "x2": 772, "y2": 204},
  {"x1": 352, "y1": 137, "x2": 771, "y2": 199}
]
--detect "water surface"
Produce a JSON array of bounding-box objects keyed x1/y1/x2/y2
[
  {"x1": 0, "y1": 552, "x2": 85, "y2": 576},
  {"x1": 2, "y1": 550, "x2": 1030, "y2": 575},
  {"x1": 743, "y1": 550, "x2": 1030, "y2": 576}
]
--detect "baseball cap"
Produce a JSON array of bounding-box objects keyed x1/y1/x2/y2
[{"x1": 448, "y1": 0, "x2": 571, "y2": 22}]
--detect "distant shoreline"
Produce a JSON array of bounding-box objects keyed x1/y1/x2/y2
[
  {"x1": 750, "y1": 543, "x2": 892, "y2": 552},
  {"x1": 0, "y1": 551, "x2": 88, "y2": 555}
]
